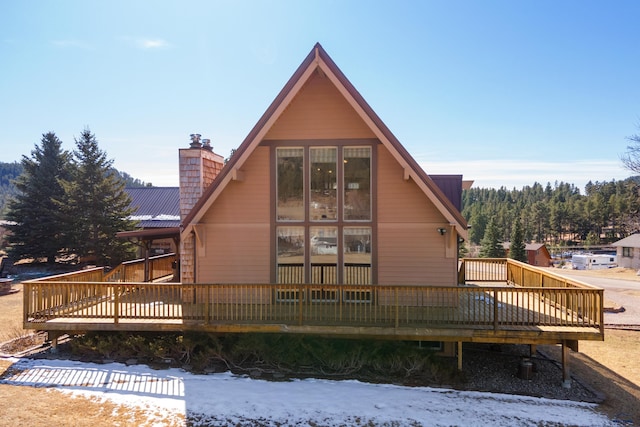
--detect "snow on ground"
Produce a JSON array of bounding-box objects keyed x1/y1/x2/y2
[{"x1": 1, "y1": 357, "x2": 615, "y2": 426}]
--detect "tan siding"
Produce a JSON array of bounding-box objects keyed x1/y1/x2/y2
[
  {"x1": 377, "y1": 146, "x2": 444, "y2": 223},
  {"x1": 197, "y1": 146, "x2": 271, "y2": 283},
  {"x1": 201, "y1": 147, "x2": 270, "y2": 224},
  {"x1": 378, "y1": 224, "x2": 457, "y2": 286},
  {"x1": 198, "y1": 223, "x2": 271, "y2": 283},
  {"x1": 265, "y1": 71, "x2": 375, "y2": 140},
  {"x1": 376, "y1": 145, "x2": 456, "y2": 286}
]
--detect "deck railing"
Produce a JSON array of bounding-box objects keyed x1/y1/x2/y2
[
  {"x1": 104, "y1": 253, "x2": 176, "y2": 283},
  {"x1": 23, "y1": 263, "x2": 603, "y2": 333},
  {"x1": 278, "y1": 263, "x2": 371, "y2": 285}
]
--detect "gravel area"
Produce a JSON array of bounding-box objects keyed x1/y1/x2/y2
[{"x1": 459, "y1": 342, "x2": 601, "y2": 403}]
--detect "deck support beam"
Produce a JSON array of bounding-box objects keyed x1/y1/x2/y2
[{"x1": 561, "y1": 341, "x2": 571, "y2": 388}]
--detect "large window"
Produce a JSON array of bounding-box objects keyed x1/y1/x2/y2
[
  {"x1": 344, "y1": 147, "x2": 371, "y2": 221},
  {"x1": 275, "y1": 144, "x2": 373, "y2": 285},
  {"x1": 276, "y1": 148, "x2": 304, "y2": 221}
]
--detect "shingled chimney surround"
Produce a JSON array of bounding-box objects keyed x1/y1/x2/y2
[{"x1": 179, "y1": 134, "x2": 225, "y2": 221}]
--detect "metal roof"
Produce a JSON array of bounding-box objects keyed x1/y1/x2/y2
[
  {"x1": 429, "y1": 175, "x2": 463, "y2": 212},
  {"x1": 125, "y1": 187, "x2": 180, "y2": 228}
]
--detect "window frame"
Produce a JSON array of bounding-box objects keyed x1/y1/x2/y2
[{"x1": 269, "y1": 139, "x2": 377, "y2": 285}]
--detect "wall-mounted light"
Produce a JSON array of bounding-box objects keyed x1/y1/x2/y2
[{"x1": 437, "y1": 227, "x2": 447, "y2": 236}]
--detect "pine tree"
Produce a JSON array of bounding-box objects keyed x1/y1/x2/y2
[
  {"x1": 509, "y1": 218, "x2": 527, "y2": 262},
  {"x1": 61, "y1": 128, "x2": 137, "y2": 266},
  {"x1": 5, "y1": 132, "x2": 72, "y2": 263},
  {"x1": 479, "y1": 218, "x2": 505, "y2": 258}
]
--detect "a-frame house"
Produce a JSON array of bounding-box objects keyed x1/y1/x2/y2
[{"x1": 178, "y1": 43, "x2": 469, "y2": 294}]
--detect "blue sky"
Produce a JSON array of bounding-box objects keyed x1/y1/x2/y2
[{"x1": 1, "y1": 1, "x2": 639, "y2": 191}]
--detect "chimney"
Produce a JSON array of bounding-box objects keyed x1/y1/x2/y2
[{"x1": 179, "y1": 134, "x2": 225, "y2": 221}]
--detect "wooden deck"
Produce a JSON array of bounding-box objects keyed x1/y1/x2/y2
[{"x1": 23, "y1": 259, "x2": 604, "y2": 345}]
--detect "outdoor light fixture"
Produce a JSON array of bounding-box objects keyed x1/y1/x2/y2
[{"x1": 437, "y1": 227, "x2": 447, "y2": 235}]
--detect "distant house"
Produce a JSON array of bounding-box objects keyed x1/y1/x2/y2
[
  {"x1": 118, "y1": 187, "x2": 180, "y2": 257},
  {"x1": 612, "y1": 234, "x2": 640, "y2": 270},
  {"x1": 503, "y1": 242, "x2": 552, "y2": 267}
]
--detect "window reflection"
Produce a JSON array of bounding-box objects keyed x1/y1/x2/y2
[
  {"x1": 276, "y1": 226, "x2": 304, "y2": 284},
  {"x1": 343, "y1": 147, "x2": 371, "y2": 221},
  {"x1": 310, "y1": 148, "x2": 337, "y2": 221},
  {"x1": 344, "y1": 227, "x2": 371, "y2": 284},
  {"x1": 310, "y1": 226, "x2": 337, "y2": 284},
  {"x1": 276, "y1": 148, "x2": 304, "y2": 221}
]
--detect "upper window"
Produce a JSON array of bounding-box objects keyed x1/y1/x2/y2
[
  {"x1": 623, "y1": 247, "x2": 632, "y2": 257},
  {"x1": 276, "y1": 148, "x2": 304, "y2": 221},
  {"x1": 276, "y1": 146, "x2": 371, "y2": 223},
  {"x1": 344, "y1": 147, "x2": 371, "y2": 221},
  {"x1": 310, "y1": 147, "x2": 337, "y2": 221}
]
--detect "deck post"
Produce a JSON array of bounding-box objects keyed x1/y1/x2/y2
[
  {"x1": 493, "y1": 289, "x2": 498, "y2": 331},
  {"x1": 298, "y1": 285, "x2": 303, "y2": 326},
  {"x1": 561, "y1": 341, "x2": 571, "y2": 388},
  {"x1": 395, "y1": 289, "x2": 399, "y2": 328},
  {"x1": 114, "y1": 286, "x2": 120, "y2": 324},
  {"x1": 48, "y1": 331, "x2": 60, "y2": 353},
  {"x1": 457, "y1": 341, "x2": 463, "y2": 371}
]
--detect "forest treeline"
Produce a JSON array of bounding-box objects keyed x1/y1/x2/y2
[
  {"x1": 0, "y1": 161, "x2": 149, "y2": 218},
  {"x1": 462, "y1": 178, "x2": 640, "y2": 247}
]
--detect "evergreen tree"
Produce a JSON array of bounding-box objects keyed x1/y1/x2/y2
[
  {"x1": 479, "y1": 218, "x2": 505, "y2": 258},
  {"x1": 509, "y1": 218, "x2": 527, "y2": 262},
  {"x1": 61, "y1": 128, "x2": 137, "y2": 266},
  {"x1": 5, "y1": 132, "x2": 72, "y2": 263}
]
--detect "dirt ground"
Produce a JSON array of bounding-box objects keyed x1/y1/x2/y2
[{"x1": 1, "y1": 277, "x2": 639, "y2": 425}]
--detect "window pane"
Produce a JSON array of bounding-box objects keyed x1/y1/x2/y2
[
  {"x1": 310, "y1": 147, "x2": 337, "y2": 221},
  {"x1": 344, "y1": 227, "x2": 371, "y2": 284},
  {"x1": 344, "y1": 147, "x2": 371, "y2": 221},
  {"x1": 277, "y1": 227, "x2": 304, "y2": 284},
  {"x1": 277, "y1": 148, "x2": 304, "y2": 221},
  {"x1": 310, "y1": 226, "x2": 337, "y2": 284}
]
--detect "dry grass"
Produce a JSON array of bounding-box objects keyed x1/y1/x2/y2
[
  {"x1": 0, "y1": 284, "x2": 27, "y2": 342},
  {"x1": 1, "y1": 276, "x2": 639, "y2": 425},
  {"x1": 0, "y1": 360, "x2": 175, "y2": 427}
]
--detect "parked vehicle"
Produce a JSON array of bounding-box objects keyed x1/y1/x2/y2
[{"x1": 571, "y1": 253, "x2": 617, "y2": 270}]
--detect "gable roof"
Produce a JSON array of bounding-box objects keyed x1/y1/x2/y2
[
  {"x1": 612, "y1": 234, "x2": 640, "y2": 248},
  {"x1": 182, "y1": 43, "x2": 468, "y2": 239},
  {"x1": 126, "y1": 187, "x2": 180, "y2": 228},
  {"x1": 503, "y1": 242, "x2": 549, "y2": 252}
]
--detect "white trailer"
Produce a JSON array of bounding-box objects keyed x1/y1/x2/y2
[{"x1": 571, "y1": 254, "x2": 617, "y2": 270}]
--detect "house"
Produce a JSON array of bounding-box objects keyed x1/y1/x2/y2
[
  {"x1": 612, "y1": 234, "x2": 640, "y2": 269},
  {"x1": 503, "y1": 242, "x2": 552, "y2": 267},
  {"x1": 118, "y1": 187, "x2": 180, "y2": 257},
  {"x1": 177, "y1": 44, "x2": 469, "y2": 291},
  {"x1": 23, "y1": 44, "x2": 605, "y2": 381}
]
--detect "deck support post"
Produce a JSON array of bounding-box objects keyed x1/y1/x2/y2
[
  {"x1": 48, "y1": 331, "x2": 60, "y2": 353},
  {"x1": 457, "y1": 341, "x2": 463, "y2": 371},
  {"x1": 529, "y1": 344, "x2": 537, "y2": 357},
  {"x1": 561, "y1": 341, "x2": 571, "y2": 388}
]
